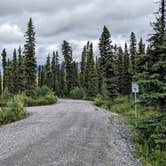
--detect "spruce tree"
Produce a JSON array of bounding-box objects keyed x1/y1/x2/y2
[
  {"x1": 138, "y1": 37, "x2": 145, "y2": 55},
  {"x1": 51, "y1": 51, "x2": 60, "y2": 94},
  {"x1": 136, "y1": 0, "x2": 166, "y2": 109},
  {"x1": 86, "y1": 43, "x2": 98, "y2": 97},
  {"x1": 130, "y1": 32, "x2": 137, "y2": 74},
  {"x1": 38, "y1": 65, "x2": 42, "y2": 87},
  {"x1": 24, "y1": 18, "x2": 37, "y2": 96},
  {"x1": 117, "y1": 47, "x2": 124, "y2": 95},
  {"x1": 60, "y1": 62, "x2": 67, "y2": 96},
  {"x1": 1, "y1": 48, "x2": 7, "y2": 91},
  {"x1": 122, "y1": 43, "x2": 132, "y2": 96},
  {"x1": 62, "y1": 40, "x2": 74, "y2": 94},
  {"x1": 99, "y1": 26, "x2": 118, "y2": 99},
  {"x1": 45, "y1": 55, "x2": 52, "y2": 89},
  {"x1": 18, "y1": 46, "x2": 25, "y2": 92},
  {"x1": 80, "y1": 46, "x2": 87, "y2": 88},
  {"x1": 12, "y1": 48, "x2": 19, "y2": 94}
]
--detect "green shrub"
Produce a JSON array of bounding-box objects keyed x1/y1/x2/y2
[
  {"x1": 0, "y1": 88, "x2": 12, "y2": 107},
  {"x1": 0, "y1": 95, "x2": 27, "y2": 125},
  {"x1": 33, "y1": 86, "x2": 52, "y2": 98},
  {"x1": 70, "y1": 87, "x2": 86, "y2": 99},
  {"x1": 24, "y1": 92, "x2": 58, "y2": 106}
]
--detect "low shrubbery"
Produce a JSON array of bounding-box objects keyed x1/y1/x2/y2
[
  {"x1": 0, "y1": 95, "x2": 27, "y2": 125},
  {"x1": 69, "y1": 87, "x2": 87, "y2": 99},
  {"x1": 94, "y1": 95, "x2": 166, "y2": 166},
  {"x1": 24, "y1": 92, "x2": 58, "y2": 106},
  {"x1": 24, "y1": 86, "x2": 58, "y2": 106},
  {"x1": 0, "y1": 86, "x2": 58, "y2": 126}
]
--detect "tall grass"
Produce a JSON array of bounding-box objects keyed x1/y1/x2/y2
[{"x1": 94, "y1": 96, "x2": 166, "y2": 166}]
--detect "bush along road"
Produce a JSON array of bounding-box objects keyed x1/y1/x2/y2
[{"x1": 0, "y1": 99, "x2": 141, "y2": 166}]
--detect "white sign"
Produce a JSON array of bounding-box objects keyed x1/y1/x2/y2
[{"x1": 132, "y1": 83, "x2": 139, "y2": 93}]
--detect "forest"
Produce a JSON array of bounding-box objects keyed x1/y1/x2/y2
[{"x1": 0, "y1": 0, "x2": 165, "y2": 166}]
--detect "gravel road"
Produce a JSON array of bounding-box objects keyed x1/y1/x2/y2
[{"x1": 0, "y1": 99, "x2": 141, "y2": 166}]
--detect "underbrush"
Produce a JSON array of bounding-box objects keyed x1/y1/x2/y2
[
  {"x1": 0, "y1": 86, "x2": 58, "y2": 126},
  {"x1": 94, "y1": 95, "x2": 166, "y2": 166},
  {"x1": 69, "y1": 87, "x2": 87, "y2": 100},
  {"x1": 0, "y1": 95, "x2": 27, "y2": 125}
]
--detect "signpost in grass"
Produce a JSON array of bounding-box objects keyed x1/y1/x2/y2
[{"x1": 132, "y1": 83, "x2": 139, "y2": 127}]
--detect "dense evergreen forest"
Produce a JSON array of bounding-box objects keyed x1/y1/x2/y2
[
  {"x1": 1, "y1": 1, "x2": 165, "y2": 111},
  {"x1": 0, "y1": 0, "x2": 165, "y2": 165}
]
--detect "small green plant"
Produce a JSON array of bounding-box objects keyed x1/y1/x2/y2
[{"x1": 0, "y1": 95, "x2": 27, "y2": 125}]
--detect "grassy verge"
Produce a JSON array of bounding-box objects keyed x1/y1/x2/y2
[{"x1": 94, "y1": 95, "x2": 166, "y2": 166}]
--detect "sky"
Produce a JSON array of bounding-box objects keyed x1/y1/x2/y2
[{"x1": 0, "y1": 0, "x2": 157, "y2": 64}]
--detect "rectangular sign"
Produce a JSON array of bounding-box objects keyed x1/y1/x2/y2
[{"x1": 132, "y1": 83, "x2": 139, "y2": 93}]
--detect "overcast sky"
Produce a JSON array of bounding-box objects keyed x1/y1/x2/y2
[{"x1": 0, "y1": 0, "x2": 157, "y2": 64}]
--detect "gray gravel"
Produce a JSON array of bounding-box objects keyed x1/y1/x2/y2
[{"x1": 0, "y1": 99, "x2": 141, "y2": 166}]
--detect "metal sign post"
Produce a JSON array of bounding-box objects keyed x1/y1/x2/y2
[{"x1": 132, "y1": 83, "x2": 139, "y2": 127}]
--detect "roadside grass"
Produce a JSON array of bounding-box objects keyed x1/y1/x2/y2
[{"x1": 94, "y1": 95, "x2": 166, "y2": 166}]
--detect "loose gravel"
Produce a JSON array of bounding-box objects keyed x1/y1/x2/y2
[{"x1": 0, "y1": 99, "x2": 141, "y2": 166}]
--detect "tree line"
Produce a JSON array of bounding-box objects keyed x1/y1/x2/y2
[{"x1": 0, "y1": 0, "x2": 165, "y2": 110}]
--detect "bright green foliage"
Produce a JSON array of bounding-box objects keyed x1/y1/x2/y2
[
  {"x1": 130, "y1": 32, "x2": 137, "y2": 74},
  {"x1": 0, "y1": 95, "x2": 27, "y2": 125},
  {"x1": 24, "y1": 18, "x2": 37, "y2": 96},
  {"x1": 1, "y1": 48, "x2": 7, "y2": 91},
  {"x1": 85, "y1": 43, "x2": 98, "y2": 97},
  {"x1": 24, "y1": 86, "x2": 58, "y2": 106}
]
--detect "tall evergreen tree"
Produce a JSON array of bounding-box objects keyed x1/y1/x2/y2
[
  {"x1": 12, "y1": 48, "x2": 19, "y2": 94},
  {"x1": 45, "y1": 55, "x2": 52, "y2": 89},
  {"x1": 122, "y1": 43, "x2": 132, "y2": 96},
  {"x1": 62, "y1": 40, "x2": 75, "y2": 94},
  {"x1": 130, "y1": 32, "x2": 137, "y2": 74},
  {"x1": 99, "y1": 26, "x2": 118, "y2": 98},
  {"x1": 51, "y1": 51, "x2": 60, "y2": 94},
  {"x1": 18, "y1": 46, "x2": 25, "y2": 92},
  {"x1": 117, "y1": 47, "x2": 124, "y2": 94},
  {"x1": 138, "y1": 37, "x2": 145, "y2": 55},
  {"x1": 80, "y1": 46, "x2": 87, "y2": 88},
  {"x1": 136, "y1": 0, "x2": 166, "y2": 109},
  {"x1": 24, "y1": 18, "x2": 37, "y2": 96},
  {"x1": 1, "y1": 48, "x2": 7, "y2": 91},
  {"x1": 86, "y1": 43, "x2": 98, "y2": 97},
  {"x1": 60, "y1": 62, "x2": 67, "y2": 96}
]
